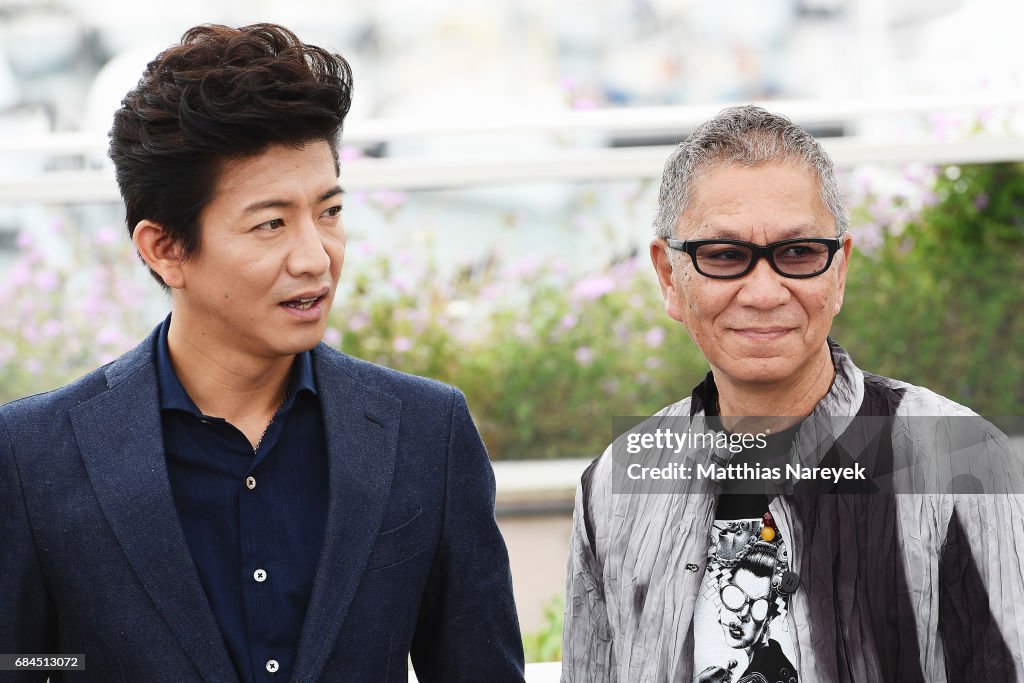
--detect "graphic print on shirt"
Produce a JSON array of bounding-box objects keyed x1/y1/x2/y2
[{"x1": 693, "y1": 518, "x2": 798, "y2": 683}]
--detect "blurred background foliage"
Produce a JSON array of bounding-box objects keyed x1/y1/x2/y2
[
  {"x1": 522, "y1": 594, "x2": 565, "y2": 663},
  {"x1": 2, "y1": 162, "x2": 1022, "y2": 458},
  {"x1": 834, "y1": 162, "x2": 1024, "y2": 418}
]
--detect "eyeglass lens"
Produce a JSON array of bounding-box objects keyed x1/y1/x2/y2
[
  {"x1": 695, "y1": 241, "x2": 832, "y2": 277},
  {"x1": 721, "y1": 583, "x2": 769, "y2": 621}
]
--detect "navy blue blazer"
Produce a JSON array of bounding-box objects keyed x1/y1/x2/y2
[{"x1": 0, "y1": 327, "x2": 525, "y2": 682}]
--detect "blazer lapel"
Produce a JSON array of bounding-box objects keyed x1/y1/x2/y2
[
  {"x1": 71, "y1": 334, "x2": 237, "y2": 683},
  {"x1": 291, "y1": 351, "x2": 402, "y2": 683}
]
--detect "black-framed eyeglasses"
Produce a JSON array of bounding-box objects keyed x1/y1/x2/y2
[
  {"x1": 720, "y1": 583, "x2": 769, "y2": 621},
  {"x1": 666, "y1": 237, "x2": 844, "y2": 279}
]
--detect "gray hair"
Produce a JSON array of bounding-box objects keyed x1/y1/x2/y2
[{"x1": 653, "y1": 105, "x2": 849, "y2": 240}]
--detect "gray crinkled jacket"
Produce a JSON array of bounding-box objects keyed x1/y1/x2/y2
[{"x1": 562, "y1": 342, "x2": 1024, "y2": 682}]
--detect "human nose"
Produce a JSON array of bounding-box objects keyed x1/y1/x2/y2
[
  {"x1": 287, "y1": 218, "x2": 331, "y2": 277},
  {"x1": 734, "y1": 256, "x2": 790, "y2": 309}
]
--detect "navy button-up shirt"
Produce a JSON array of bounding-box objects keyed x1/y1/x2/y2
[{"x1": 156, "y1": 315, "x2": 328, "y2": 682}]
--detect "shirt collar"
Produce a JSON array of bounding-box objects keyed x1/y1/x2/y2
[{"x1": 155, "y1": 313, "x2": 318, "y2": 417}]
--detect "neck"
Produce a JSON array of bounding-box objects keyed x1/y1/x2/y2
[
  {"x1": 714, "y1": 343, "x2": 835, "y2": 433},
  {"x1": 167, "y1": 311, "x2": 293, "y2": 425}
]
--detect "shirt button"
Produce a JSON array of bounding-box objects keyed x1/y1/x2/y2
[
  {"x1": 266, "y1": 659, "x2": 279, "y2": 673},
  {"x1": 245, "y1": 476, "x2": 256, "y2": 490},
  {"x1": 254, "y1": 568, "x2": 267, "y2": 583}
]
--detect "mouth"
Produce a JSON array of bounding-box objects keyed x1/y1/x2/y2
[
  {"x1": 281, "y1": 287, "x2": 330, "y2": 310},
  {"x1": 731, "y1": 327, "x2": 792, "y2": 339},
  {"x1": 728, "y1": 624, "x2": 744, "y2": 639}
]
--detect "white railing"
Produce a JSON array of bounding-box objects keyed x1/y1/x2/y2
[
  {"x1": 0, "y1": 93, "x2": 1022, "y2": 201},
  {"x1": 2, "y1": 91, "x2": 1023, "y2": 152}
]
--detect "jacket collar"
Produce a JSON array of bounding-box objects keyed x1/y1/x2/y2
[
  {"x1": 290, "y1": 345, "x2": 402, "y2": 683},
  {"x1": 72, "y1": 326, "x2": 238, "y2": 682}
]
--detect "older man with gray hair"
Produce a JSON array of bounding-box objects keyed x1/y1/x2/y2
[{"x1": 562, "y1": 105, "x2": 1024, "y2": 682}]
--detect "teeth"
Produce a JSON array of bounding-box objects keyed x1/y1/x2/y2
[{"x1": 284, "y1": 296, "x2": 319, "y2": 310}]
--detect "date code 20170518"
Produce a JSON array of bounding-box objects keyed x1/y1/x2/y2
[{"x1": 0, "y1": 655, "x2": 85, "y2": 671}]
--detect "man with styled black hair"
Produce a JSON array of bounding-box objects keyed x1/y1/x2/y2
[{"x1": 0, "y1": 23, "x2": 524, "y2": 682}]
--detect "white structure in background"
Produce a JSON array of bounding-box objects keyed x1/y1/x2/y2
[{"x1": 409, "y1": 660, "x2": 561, "y2": 683}]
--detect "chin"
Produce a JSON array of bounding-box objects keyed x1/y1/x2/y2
[
  {"x1": 717, "y1": 359, "x2": 799, "y2": 387},
  {"x1": 272, "y1": 329, "x2": 326, "y2": 356}
]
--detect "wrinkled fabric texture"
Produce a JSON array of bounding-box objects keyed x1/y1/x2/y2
[{"x1": 562, "y1": 342, "x2": 1024, "y2": 682}]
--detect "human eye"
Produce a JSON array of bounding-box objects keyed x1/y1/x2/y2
[
  {"x1": 319, "y1": 205, "x2": 343, "y2": 222},
  {"x1": 254, "y1": 218, "x2": 285, "y2": 232},
  {"x1": 704, "y1": 246, "x2": 746, "y2": 262},
  {"x1": 777, "y1": 242, "x2": 825, "y2": 261}
]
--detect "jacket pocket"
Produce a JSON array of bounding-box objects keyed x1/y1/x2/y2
[{"x1": 365, "y1": 507, "x2": 427, "y2": 571}]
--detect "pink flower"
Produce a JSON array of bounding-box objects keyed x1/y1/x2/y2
[
  {"x1": 560, "y1": 313, "x2": 578, "y2": 330},
  {"x1": 96, "y1": 226, "x2": 119, "y2": 245},
  {"x1": 81, "y1": 294, "x2": 104, "y2": 317},
  {"x1": 479, "y1": 283, "x2": 506, "y2": 302},
  {"x1": 392, "y1": 274, "x2": 414, "y2": 294},
  {"x1": 24, "y1": 358, "x2": 42, "y2": 375},
  {"x1": 41, "y1": 320, "x2": 62, "y2": 339},
  {"x1": 34, "y1": 270, "x2": 60, "y2": 293},
  {"x1": 853, "y1": 223, "x2": 883, "y2": 254},
  {"x1": 8, "y1": 262, "x2": 30, "y2": 288},
  {"x1": 506, "y1": 255, "x2": 544, "y2": 279},
  {"x1": 575, "y1": 346, "x2": 594, "y2": 366},
  {"x1": 0, "y1": 343, "x2": 14, "y2": 368},
  {"x1": 97, "y1": 327, "x2": 124, "y2": 347},
  {"x1": 323, "y1": 327, "x2": 342, "y2": 347},
  {"x1": 393, "y1": 337, "x2": 413, "y2": 353},
  {"x1": 572, "y1": 275, "x2": 615, "y2": 301},
  {"x1": 348, "y1": 312, "x2": 369, "y2": 331},
  {"x1": 645, "y1": 327, "x2": 665, "y2": 348},
  {"x1": 610, "y1": 258, "x2": 640, "y2": 280}
]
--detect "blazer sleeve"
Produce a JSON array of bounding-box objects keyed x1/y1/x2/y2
[
  {"x1": 0, "y1": 410, "x2": 56, "y2": 682},
  {"x1": 561, "y1": 454, "x2": 615, "y2": 682},
  {"x1": 409, "y1": 388, "x2": 526, "y2": 682}
]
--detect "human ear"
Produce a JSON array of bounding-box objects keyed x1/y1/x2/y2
[
  {"x1": 132, "y1": 220, "x2": 185, "y2": 289},
  {"x1": 650, "y1": 238, "x2": 684, "y2": 323}
]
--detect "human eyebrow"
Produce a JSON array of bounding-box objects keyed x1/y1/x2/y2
[
  {"x1": 771, "y1": 226, "x2": 831, "y2": 241},
  {"x1": 319, "y1": 186, "x2": 344, "y2": 203},
  {"x1": 240, "y1": 187, "x2": 343, "y2": 215},
  {"x1": 688, "y1": 224, "x2": 831, "y2": 241},
  {"x1": 242, "y1": 198, "x2": 294, "y2": 214}
]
